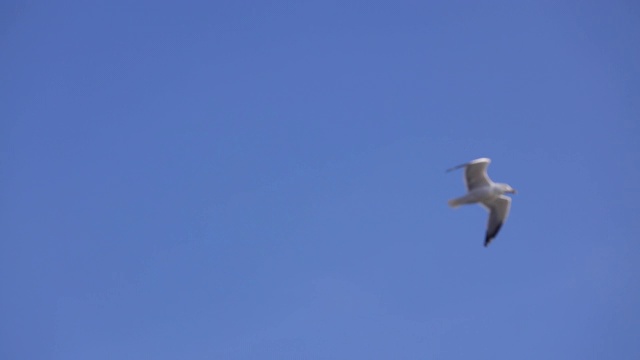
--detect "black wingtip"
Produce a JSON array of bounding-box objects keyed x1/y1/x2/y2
[
  {"x1": 446, "y1": 163, "x2": 466, "y2": 173},
  {"x1": 484, "y1": 223, "x2": 503, "y2": 247}
]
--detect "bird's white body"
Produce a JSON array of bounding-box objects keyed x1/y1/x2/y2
[
  {"x1": 448, "y1": 182, "x2": 512, "y2": 208},
  {"x1": 446, "y1": 158, "x2": 516, "y2": 247}
]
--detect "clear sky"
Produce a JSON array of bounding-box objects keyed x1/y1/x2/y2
[{"x1": 2, "y1": 1, "x2": 639, "y2": 359}]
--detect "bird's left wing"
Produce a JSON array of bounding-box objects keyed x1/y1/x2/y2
[{"x1": 481, "y1": 195, "x2": 511, "y2": 247}]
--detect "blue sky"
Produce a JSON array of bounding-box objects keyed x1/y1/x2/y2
[{"x1": 1, "y1": 1, "x2": 639, "y2": 359}]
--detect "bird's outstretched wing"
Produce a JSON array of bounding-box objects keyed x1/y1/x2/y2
[
  {"x1": 446, "y1": 158, "x2": 493, "y2": 191},
  {"x1": 481, "y1": 195, "x2": 511, "y2": 247}
]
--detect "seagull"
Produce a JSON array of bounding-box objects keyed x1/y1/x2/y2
[{"x1": 446, "y1": 158, "x2": 516, "y2": 247}]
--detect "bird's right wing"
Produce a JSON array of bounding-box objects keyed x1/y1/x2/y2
[
  {"x1": 482, "y1": 195, "x2": 511, "y2": 247},
  {"x1": 446, "y1": 158, "x2": 493, "y2": 191}
]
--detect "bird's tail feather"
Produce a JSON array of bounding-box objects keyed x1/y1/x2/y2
[{"x1": 448, "y1": 198, "x2": 462, "y2": 208}]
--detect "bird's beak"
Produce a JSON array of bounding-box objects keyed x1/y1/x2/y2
[{"x1": 510, "y1": 189, "x2": 517, "y2": 194}]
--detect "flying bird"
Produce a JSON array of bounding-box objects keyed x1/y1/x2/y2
[{"x1": 446, "y1": 158, "x2": 516, "y2": 247}]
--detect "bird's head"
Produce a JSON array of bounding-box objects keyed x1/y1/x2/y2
[{"x1": 499, "y1": 183, "x2": 517, "y2": 194}]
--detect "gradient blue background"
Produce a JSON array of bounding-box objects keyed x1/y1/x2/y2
[{"x1": 2, "y1": 1, "x2": 639, "y2": 359}]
